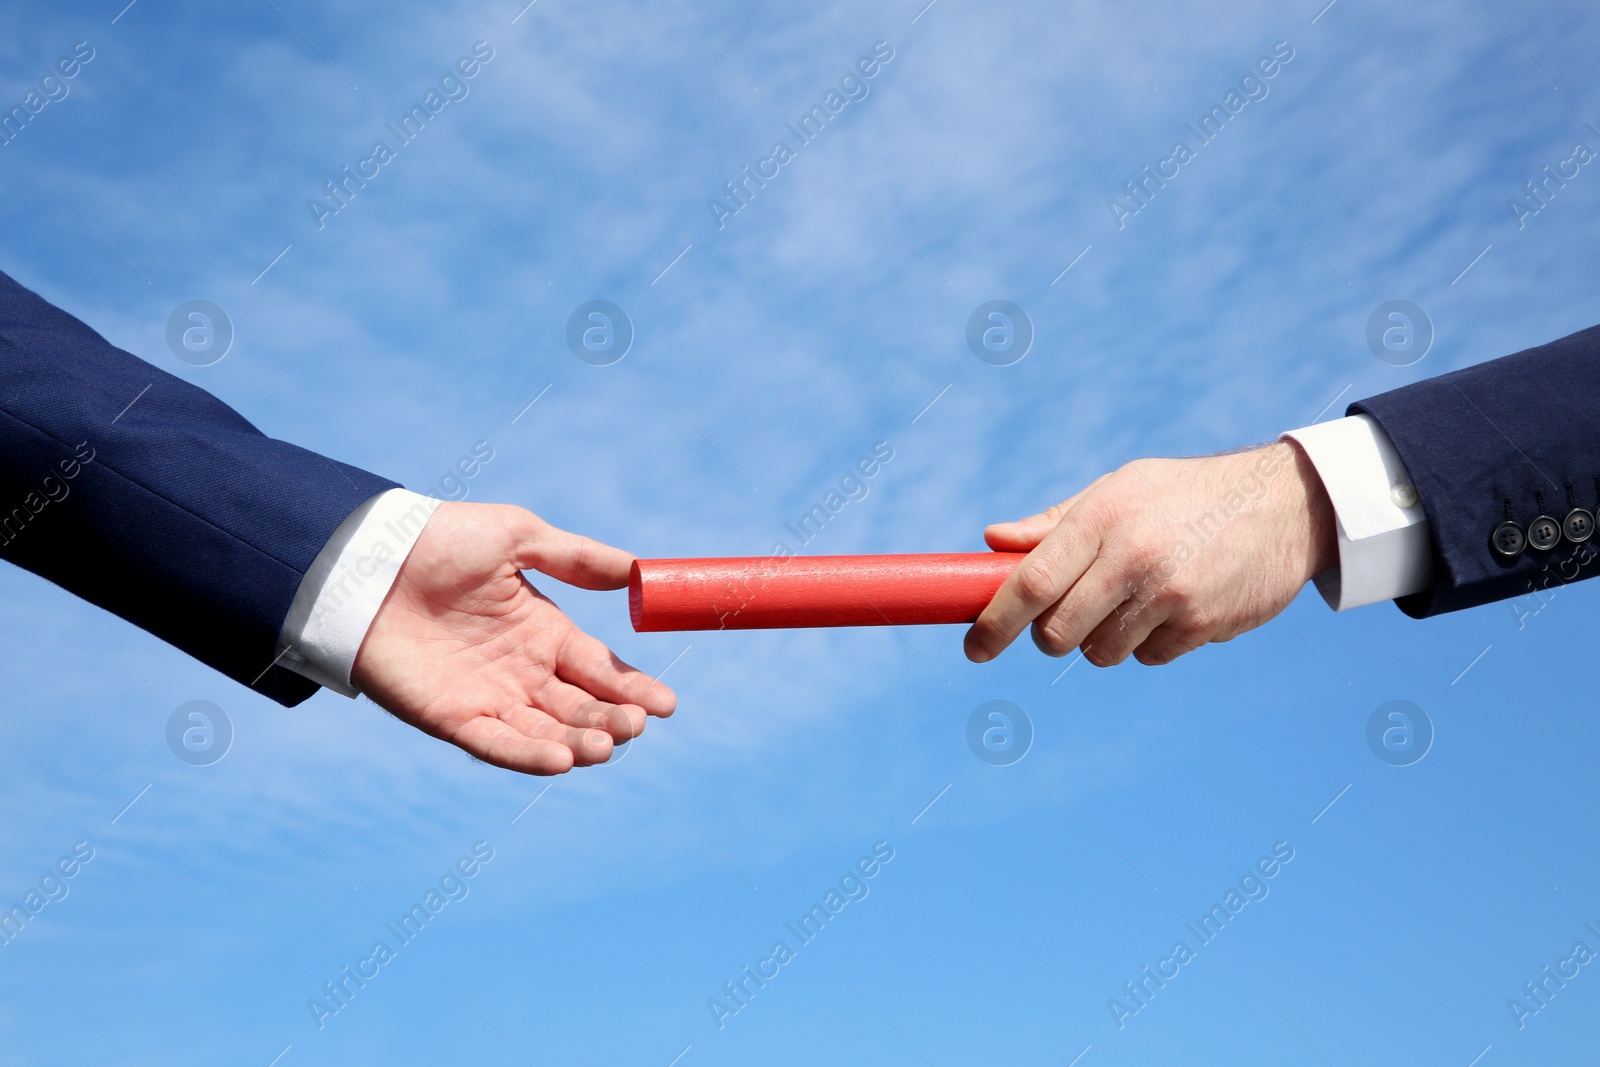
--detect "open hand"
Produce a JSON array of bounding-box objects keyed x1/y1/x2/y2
[{"x1": 351, "y1": 503, "x2": 676, "y2": 774}]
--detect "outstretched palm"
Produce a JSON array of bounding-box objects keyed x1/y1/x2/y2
[{"x1": 351, "y1": 503, "x2": 676, "y2": 775}]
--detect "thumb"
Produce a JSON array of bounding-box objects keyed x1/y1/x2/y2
[
  {"x1": 984, "y1": 509, "x2": 1063, "y2": 550},
  {"x1": 503, "y1": 507, "x2": 635, "y2": 590},
  {"x1": 986, "y1": 474, "x2": 1111, "y2": 550}
]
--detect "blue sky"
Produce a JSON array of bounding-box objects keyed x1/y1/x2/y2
[{"x1": 3, "y1": 0, "x2": 1600, "y2": 1063}]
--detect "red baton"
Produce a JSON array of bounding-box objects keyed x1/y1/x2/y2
[{"x1": 628, "y1": 552, "x2": 1027, "y2": 632}]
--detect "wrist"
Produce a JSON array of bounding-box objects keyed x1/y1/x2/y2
[{"x1": 1276, "y1": 440, "x2": 1338, "y2": 580}]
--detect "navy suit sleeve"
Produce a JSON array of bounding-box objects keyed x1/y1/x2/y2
[
  {"x1": 0, "y1": 270, "x2": 398, "y2": 706},
  {"x1": 1351, "y1": 324, "x2": 1600, "y2": 618}
]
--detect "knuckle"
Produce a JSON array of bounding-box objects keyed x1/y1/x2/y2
[
  {"x1": 1086, "y1": 570, "x2": 1128, "y2": 607},
  {"x1": 1139, "y1": 575, "x2": 1177, "y2": 617},
  {"x1": 1151, "y1": 582, "x2": 1196, "y2": 620},
  {"x1": 1118, "y1": 539, "x2": 1156, "y2": 574},
  {"x1": 1081, "y1": 493, "x2": 1125, "y2": 530},
  {"x1": 1143, "y1": 579, "x2": 1182, "y2": 612},
  {"x1": 1015, "y1": 560, "x2": 1062, "y2": 605},
  {"x1": 1165, "y1": 623, "x2": 1209, "y2": 653}
]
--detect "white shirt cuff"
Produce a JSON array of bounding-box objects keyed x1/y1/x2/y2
[
  {"x1": 1281, "y1": 414, "x2": 1433, "y2": 611},
  {"x1": 275, "y1": 489, "x2": 442, "y2": 697}
]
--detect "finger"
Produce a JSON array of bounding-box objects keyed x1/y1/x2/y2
[
  {"x1": 500, "y1": 707, "x2": 619, "y2": 767},
  {"x1": 553, "y1": 628, "x2": 677, "y2": 718},
  {"x1": 1131, "y1": 622, "x2": 1209, "y2": 666},
  {"x1": 1077, "y1": 588, "x2": 1174, "y2": 667},
  {"x1": 500, "y1": 506, "x2": 636, "y2": 590},
  {"x1": 1025, "y1": 558, "x2": 1133, "y2": 658},
  {"x1": 519, "y1": 671, "x2": 647, "y2": 740},
  {"x1": 965, "y1": 517, "x2": 1102, "y2": 662},
  {"x1": 983, "y1": 475, "x2": 1111, "y2": 551},
  {"x1": 497, "y1": 705, "x2": 628, "y2": 768},
  {"x1": 522, "y1": 713, "x2": 617, "y2": 766},
  {"x1": 449, "y1": 715, "x2": 585, "y2": 775}
]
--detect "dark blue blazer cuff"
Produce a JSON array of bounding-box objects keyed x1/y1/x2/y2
[{"x1": 1351, "y1": 324, "x2": 1600, "y2": 618}]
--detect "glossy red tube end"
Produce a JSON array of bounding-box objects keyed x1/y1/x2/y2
[{"x1": 628, "y1": 552, "x2": 1026, "y2": 632}]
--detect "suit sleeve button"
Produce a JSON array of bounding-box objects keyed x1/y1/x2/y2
[
  {"x1": 1563, "y1": 508, "x2": 1594, "y2": 543},
  {"x1": 1491, "y1": 521, "x2": 1526, "y2": 559},
  {"x1": 1528, "y1": 515, "x2": 1562, "y2": 551}
]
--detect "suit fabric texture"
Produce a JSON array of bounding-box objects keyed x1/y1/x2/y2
[
  {"x1": 0, "y1": 270, "x2": 394, "y2": 706},
  {"x1": 1353, "y1": 324, "x2": 1600, "y2": 617}
]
